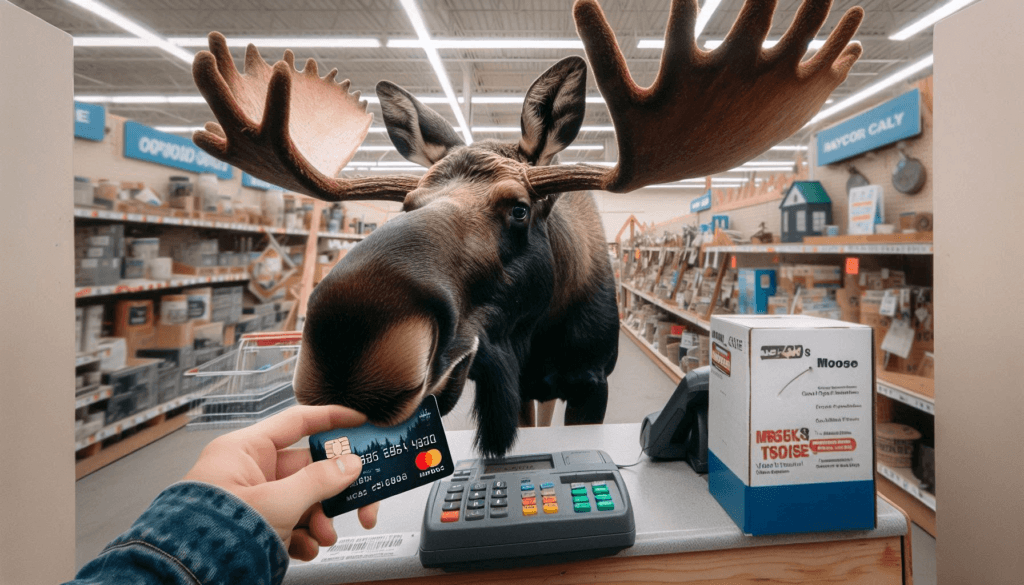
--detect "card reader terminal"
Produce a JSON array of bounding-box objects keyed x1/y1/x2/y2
[{"x1": 419, "y1": 450, "x2": 635, "y2": 569}]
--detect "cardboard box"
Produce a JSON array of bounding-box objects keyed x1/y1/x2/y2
[
  {"x1": 184, "y1": 287, "x2": 213, "y2": 322},
  {"x1": 96, "y1": 337, "x2": 127, "y2": 371},
  {"x1": 709, "y1": 315, "x2": 876, "y2": 535},
  {"x1": 194, "y1": 321, "x2": 224, "y2": 348},
  {"x1": 114, "y1": 300, "x2": 155, "y2": 337},
  {"x1": 222, "y1": 323, "x2": 237, "y2": 347},
  {"x1": 155, "y1": 322, "x2": 195, "y2": 349},
  {"x1": 81, "y1": 305, "x2": 104, "y2": 353}
]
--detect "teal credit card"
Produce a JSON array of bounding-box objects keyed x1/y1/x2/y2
[{"x1": 309, "y1": 395, "x2": 454, "y2": 517}]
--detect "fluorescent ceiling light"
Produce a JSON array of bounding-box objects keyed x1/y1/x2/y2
[
  {"x1": 168, "y1": 36, "x2": 380, "y2": 48},
  {"x1": 388, "y1": 39, "x2": 583, "y2": 49},
  {"x1": 889, "y1": 0, "x2": 979, "y2": 41},
  {"x1": 695, "y1": 0, "x2": 723, "y2": 38},
  {"x1": 470, "y1": 96, "x2": 604, "y2": 105},
  {"x1": 65, "y1": 0, "x2": 193, "y2": 64},
  {"x1": 640, "y1": 38, "x2": 826, "y2": 50},
  {"x1": 565, "y1": 145, "x2": 603, "y2": 151},
  {"x1": 76, "y1": 95, "x2": 208, "y2": 104},
  {"x1": 154, "y1": 126, "x2": 203, "y2": 133},
  {"x1": 635, "y1": 0, "x2": 724, "y2": 49},
  {"x1": 358, "y1": 145, "x2": 397, "y2": 152},
  {"x1": 398, "y1": 0, "x2": 473, "y2": 144},
  {"x1": 74, "y1": 36, "x2": 157, "y2": 47},
  {"x1": 771, "y1": 145, "x2": 808, "y2": 151},
  {"x1": 809, "y1": 54, "x2": 934, "y2": 125}
]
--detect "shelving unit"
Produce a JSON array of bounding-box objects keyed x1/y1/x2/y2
[
  {"x1": 620, "y1": 324, "x2": 684, "y2": 384},
  {"x1": 620, "y1": 282, "x2": 711, "y2": 331},
  {"x1": 709, "y1": 242, "x2": 933, "y2": 256},
  {"x1": 75, "y1": 390, "x2": 206, "y2": 452},
  {"x1": 74, "y1": 206, "x2": 368, "y2": 240},
  {"x1": 877, "y1": 374, "x2": 935, "y2": 415},
  {"x1": 75, "y1": 273, "x2": 250, "y2": 299}
]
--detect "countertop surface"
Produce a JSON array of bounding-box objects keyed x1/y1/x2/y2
[{"x1": 285, "y1": 423, "x2": 906, "y2": 584}]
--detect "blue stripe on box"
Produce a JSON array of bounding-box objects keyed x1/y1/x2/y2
[{"x1": 709, "y1": 451, "x2": 876, "y2": 535}]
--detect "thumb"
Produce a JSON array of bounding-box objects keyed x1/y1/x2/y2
[{"x1": 263, "y1": 453, "x2": 363, "y2": 521}]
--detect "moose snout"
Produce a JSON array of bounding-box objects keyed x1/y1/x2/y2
[{"x1": 293, "y1": 216, "x2": 465, "y2": 425}]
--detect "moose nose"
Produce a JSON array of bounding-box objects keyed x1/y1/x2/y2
[{"x1": 293, "y1": 217, "x2": 459, "y2": 424}]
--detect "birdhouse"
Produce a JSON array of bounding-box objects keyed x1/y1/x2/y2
[{"x1": 779, "y1": 181, "x2": 832, "y2": 243}]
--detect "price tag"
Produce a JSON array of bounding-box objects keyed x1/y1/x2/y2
[{"x1": 879, "y1": 290, "x2": 898, "y2": 317}]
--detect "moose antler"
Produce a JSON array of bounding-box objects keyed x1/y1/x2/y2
[
  {"x1": 192, "y1": 32, "x2": 420, "y2": 202},
  {"x1": 525, "y1": 0, "x2": 864, "y2": 195}
]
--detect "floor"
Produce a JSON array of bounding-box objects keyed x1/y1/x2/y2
[{"x1": 75, "y1": 332, "x2": 937, "y2": 583}]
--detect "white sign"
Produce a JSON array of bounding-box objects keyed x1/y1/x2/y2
[{"x1": 848, "y1": 185, "x2": 884, "y2": 235}]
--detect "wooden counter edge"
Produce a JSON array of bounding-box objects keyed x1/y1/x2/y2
[
  {"x1": 878, "y1": 491, "x2": 915, "y2": 585},
  {"x1": 347, "y1": 536, "x2": 905, "y2": 585}
]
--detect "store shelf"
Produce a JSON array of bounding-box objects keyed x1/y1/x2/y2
[
  {"x1": 75, "y1": 352, "x2": 100, "y2": 367},
  {"x1": 877, "y1": 376, "x2": 935, "y2": 415},
  {"x1": 620, "y1": 323, "x2": 683, "y2": 384},
  {"x1": 74, "y1": 390, "x2": 204, "y2": 451},
  {"x1": 75, "y1": 386, "x2": 113, "y2": 409},
  {"x1": 74, "y1": 206, "x2": 311, "y2": 236},
  {"x1": 75, "y1": 273, "x2": 249, "y2": 299},
  {"x1": 620, "y1": 282, "x2": 711, "y2": 331},
  {"x1": 707, "y1": 243, "x2": 933, "y2": 255},
  {"x1": 877, "y1": 462, "x2": 936, "y2": 512},
  {"x1": 76, "y1": 411, "x2": 189, "y2": 480},
  {"x1": 75, "y1": 207, "x2": 374, "y2": 243},
  {"x1": 318, "y1": 232, "x2": 367, "y2": 241}
]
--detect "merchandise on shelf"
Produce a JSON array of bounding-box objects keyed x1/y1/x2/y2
[{"x1": 75, "y1": 225, "x2": 125, "y2": 286}]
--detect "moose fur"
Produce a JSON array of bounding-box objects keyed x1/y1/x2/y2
[
  {"x1": 190, "y1": 0, "x2": 866, "y2": 459},
  {"x1": 295, "y1": 57, "x2": 619, "y2": 457}
]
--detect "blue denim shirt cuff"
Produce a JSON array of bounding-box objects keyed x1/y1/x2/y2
[{"x1": 102, "y1": 481, "x2": 290, "y2": 585}]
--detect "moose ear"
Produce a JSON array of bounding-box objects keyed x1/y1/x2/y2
[
  {"x1": 518, "y1": 56, "x2": 587, "y2": 166},
  {"x1": 377, "y1": 81, "x2": 465, "y2": 167}
]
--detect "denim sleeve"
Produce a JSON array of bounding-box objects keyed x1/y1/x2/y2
[{"x1": 67, "y1": 481, "x2": 290, "y2": 585}]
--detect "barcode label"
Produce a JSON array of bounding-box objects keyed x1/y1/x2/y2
[
  {"x1": 311, "y1": 532, "x2": 419, "y2": 564},
  {"x1": 328, "y1": 534, "x2": 402, "y2": 554}
]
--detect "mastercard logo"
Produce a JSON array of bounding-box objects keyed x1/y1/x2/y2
[{"x1": 415, "y1": 449, "x2": 443, "y2": 470}]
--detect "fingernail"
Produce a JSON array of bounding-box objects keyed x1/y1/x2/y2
[{"x1": 335, "y1": 458, "x2": 346, "y2": 474}]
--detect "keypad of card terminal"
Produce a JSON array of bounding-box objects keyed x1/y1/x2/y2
[
  {"x1": 432, "y1": 452, "x2": 624, "y2": 525},
  {"x1": 420, "y1": 450, "x2": 635, "y2": 568}
]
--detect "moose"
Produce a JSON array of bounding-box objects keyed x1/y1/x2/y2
[{"x1": 191, "y1": 0, "x2": 864, "y2": 457}]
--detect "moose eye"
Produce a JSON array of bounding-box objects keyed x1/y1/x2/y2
[{"x1": 511, "y1": 204, "x2": 529, "y2": 222}]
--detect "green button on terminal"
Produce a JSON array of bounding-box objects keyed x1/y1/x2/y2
[
  {"x1": 573, "y1": 502, "x2": 592, "y2": 513},
  {"x1": 570, "y1": 488, "x2": 587, "y2": 497},
  {"x1": 572, "y1": 495, "x2": 589, "y2": 504},
  {"x1": 594, "y1": 493, "x2": 612, "y2": 502},
  {"x1": 596, "y1": 500, "x2": 614, "y2": 511},
  {"x1": 592, "y1": 486, "x2": 609, "y2": 496}
]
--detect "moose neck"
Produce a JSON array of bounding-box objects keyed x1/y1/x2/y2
[{"x1": 545, "y1": 190, "x2": 612, "y2": 318}]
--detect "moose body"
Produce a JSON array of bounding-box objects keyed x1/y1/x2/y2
[{"x1": 191, "y1": 0, "x2": 866, "y2": 458}]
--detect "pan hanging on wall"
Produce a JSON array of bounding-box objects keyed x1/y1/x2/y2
[{"x1": 892, "y1": 146, "x2": 927, "y2": 194}]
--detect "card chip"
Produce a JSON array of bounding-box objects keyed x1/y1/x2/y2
[{"x1": 325, "y1": 437, "x2": 351, "y2": 459}]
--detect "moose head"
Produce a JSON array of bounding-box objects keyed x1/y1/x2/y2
[{"x1": 191, "y1": 0, "x2": 864, "y2": 456}]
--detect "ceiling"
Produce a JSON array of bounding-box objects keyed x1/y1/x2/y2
[{"x1": 16, "y1": 0, "x2": 941, "y2": 172}]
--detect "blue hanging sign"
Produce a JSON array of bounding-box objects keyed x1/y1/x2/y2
[
  {"x1": 74, "y1": 101, "x2": 106, "y2": 142},
  {"x1": 123, "y1": 121, "x2": 233, "y2": 179},
  {"x1": 690, "y1": 189, "x2": 712, "y2": 213},
  {"x1": 242, "y1": 173, "x2": 281, "y2": 190},
  {"x1": 817, "y1": 89, "x2": 921, "y2": 166}
]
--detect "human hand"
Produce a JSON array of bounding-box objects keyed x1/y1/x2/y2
[{"x1": 184, "y1": 405, "x2": 381, "y2": 560}]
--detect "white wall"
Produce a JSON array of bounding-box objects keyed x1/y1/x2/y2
[
  {"x1": 594, "y1": 188, "x2": 703, "y2": 241},
  {"x1": 0, "y1": 2, "x2": 76, "y2": 581},
  {"x1": 934, "y1": 1, "x2": 1024, "y2": 583}
]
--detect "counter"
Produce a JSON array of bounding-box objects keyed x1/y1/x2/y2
[{"x1": 286, "y1": 423, "x2": 910, "y2": 584}]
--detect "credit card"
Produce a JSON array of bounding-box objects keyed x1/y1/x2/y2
[{"x1": 309, "y1": 395, "x2": 454, "y2": 517}]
